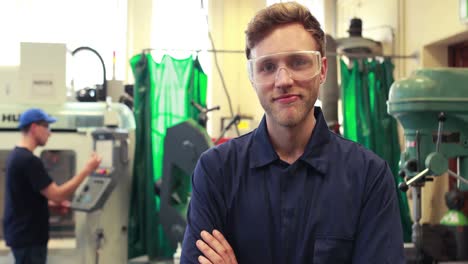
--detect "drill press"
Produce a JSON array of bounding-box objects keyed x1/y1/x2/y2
[{"x1": 388, "y1": 68, "x2": 468, "y2": 262}]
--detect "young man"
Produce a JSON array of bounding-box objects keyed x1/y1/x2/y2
[
  {"x1": 181, "y1": 2, "x2": 405, "y2": 263},
  {"x1": 3, "y1": 108, "x2": 101, "y2": 264}
]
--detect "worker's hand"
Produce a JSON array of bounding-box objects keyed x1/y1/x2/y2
[
  {"x1": 196, "y1": 229, "x2": 238, "y2": 264},
  {"x1": 84, "y1": 152, "x2": 102, "y2": 174},
  {"x1": 48, "y1": 200, "x2": 71, "y2": 215}
]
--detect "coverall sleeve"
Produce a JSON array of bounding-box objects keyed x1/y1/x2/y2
[
  {"x1": 352, "y1": 162, "x2": 405, "y2": 263},
  {"x1": 181, "y1": 152, "x2": 227, "y2": 264}
]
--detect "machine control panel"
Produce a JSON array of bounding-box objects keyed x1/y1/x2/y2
[
  {"x1": 73, "y1": 178, "x2": 112, "y2": 207},
  {"x1": 71, "y1": 128, "x2": 128, "y2": 212}
]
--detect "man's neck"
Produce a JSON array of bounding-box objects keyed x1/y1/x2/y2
[
  {"x1": 267, "y1": 115, "x2": 316, "y2": 164},
  {"x1": 18, "y1": 136, "x2": 37, "y2": 152}
]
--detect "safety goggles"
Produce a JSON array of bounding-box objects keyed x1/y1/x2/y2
[{"x1": 247, "y1": 50, "x2": 322, "y2": 85}]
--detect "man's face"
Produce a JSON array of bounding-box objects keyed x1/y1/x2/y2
[
  {"x1": 249, "y1": 23, "x2": 327, "y2": 128},
  {"x1": 32, "y1": 122, "x2": 51, "y2": 146}
]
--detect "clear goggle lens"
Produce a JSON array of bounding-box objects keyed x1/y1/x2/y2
[{"x1": 247, "y1": 50, "x2": 321, "y2": 85}]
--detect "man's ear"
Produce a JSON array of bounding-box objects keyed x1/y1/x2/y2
[
  {"x1": 320, "y1": 56, "x2": 328, "y2": 84},
  {"x1": 30, "y1": 123, "x2": 38, "y2": 132}
]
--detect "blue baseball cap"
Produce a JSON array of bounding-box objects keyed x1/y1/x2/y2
[{"x1": 18, "y1": 108, "x2": 57, "y2": 129}]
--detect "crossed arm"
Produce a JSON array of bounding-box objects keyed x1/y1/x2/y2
[
  {"x1": 181, "y1": 152, "x2": 238, "y2": 264},
  {"x1": 195, "y1": 230, "x2": 237, "y2": 264}
]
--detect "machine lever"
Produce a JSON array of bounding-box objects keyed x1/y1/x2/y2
[
  {"x1": 399, "y1": 168, "x2": 429, "y2": 192},
  {"x1": 435, "y1": 112, "x2": 446, "y2": 152},
  {"x1": 447, "y1": 170, "x2": 468, "y2": 185},
  {"x1": 190, "y1": 100, "x2": 220, "y2": 128},
  {"x1": 190, "y1": 100, "x2": 220, "y2": 113}
]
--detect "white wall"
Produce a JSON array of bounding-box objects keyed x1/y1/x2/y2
[
  {"x1": 405, "y1": 0, "x2": 468, "y2": 72},
  {"x1": 207, "y1": 0, "x2": 266, "y2": 138},
  {"x1": 126, "y1": 0, "x2": 153, "y2": 84}
]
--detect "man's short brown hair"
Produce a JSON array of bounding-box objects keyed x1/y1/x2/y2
[{"x1": 245, "y1": 2, "x2": 325, "y2": 59}]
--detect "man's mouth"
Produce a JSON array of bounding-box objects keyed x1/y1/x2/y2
[{"x1": 274, "y1": 94, "x2": 300, "y2": 104}]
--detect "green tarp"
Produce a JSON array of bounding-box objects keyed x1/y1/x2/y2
[
  {"x1": 128, "y1": 53, "x2": 207, "y2": 260},
  {"x1": 340, "y1": 58, "x2": 412, "y2": 242}
]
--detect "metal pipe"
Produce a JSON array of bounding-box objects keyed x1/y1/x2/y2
[{"x1": 448, "y1": 170, "x2": 468, "y2": 185}]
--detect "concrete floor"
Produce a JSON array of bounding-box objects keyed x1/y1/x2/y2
[
  {"x1": 129, "y1": 255, "x2": 173, "y2": 264},
  {"x1": 0, "y1": 253, "x2": 174, "y2": 264},
  {"x1": 0, "y1": 239, "x2": 171, "y2": 263}
]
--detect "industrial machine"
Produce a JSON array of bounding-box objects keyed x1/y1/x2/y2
[
  {"x1": 71, "y1": 128, "x2": 129, "y2": 212},
  {"x1": 0, "y1": 41, "x2": 135, "y2": 263},
  {"x1": 388, "y1": 68, "x2": 468, "y2": 262},
  {"x1": 0, "y1": 102, "x2": 135, "y2": 264},
  {"x1": 158, "y1": 120, "x2": 213, "y2": 250}
]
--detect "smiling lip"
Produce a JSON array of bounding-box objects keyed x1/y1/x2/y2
[{"x1": 274, "y1": 94, "x2": 300, "y2": 104}]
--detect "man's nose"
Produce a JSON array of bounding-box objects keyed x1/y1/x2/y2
[{"x1": 275, "y1": 67, "x2": 294, "y2": 85}]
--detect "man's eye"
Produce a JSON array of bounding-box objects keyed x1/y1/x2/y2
[
  {"x1": 260, "y1": 62, "x2": 277, "y2": 73},
  {"x1": 290, "y1": 58, "x2": 310, "y2": 69}
]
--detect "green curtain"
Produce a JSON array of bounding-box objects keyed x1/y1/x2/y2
[
  {"x1": 128, "y1": 53, "x2": 207, "y2": 260},
  {"x1": 340, "y1": 58, "x2": 412, "y2": 242}
]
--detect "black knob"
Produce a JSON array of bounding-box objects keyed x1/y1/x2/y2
[
  {"x1": 83, "y1": 185, "x2": 89, "y2": 192},
  {"x1": 405, "y1": 159, "x2": 418, "y2": 173},
  {"x1": 399, "y1": 182, "x2": 409, "y2": 192},
  {"x1": 445, "y1": 189, "x2": 465, "y2": 210},
  {"x1": 398, "y1": 170, "x2": 406, "y2": 178}
]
